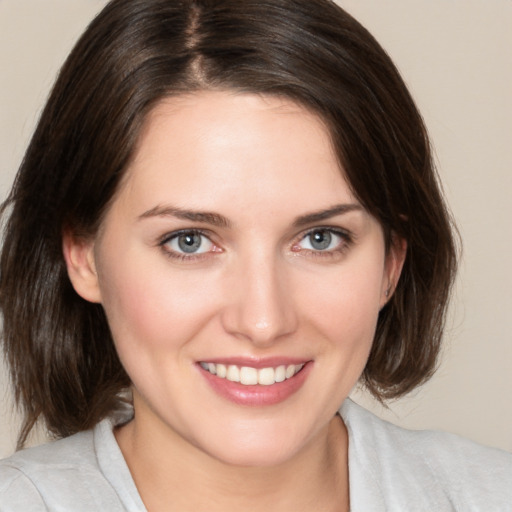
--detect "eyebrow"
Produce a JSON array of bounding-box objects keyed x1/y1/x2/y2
[
  {"x1": 138, "y1": 202, "x2": 363, "y2": 229},
  {"x1": 138, "y1": 205, "x2": 232, "y2": 228},
  {"x1": 292, "y1": 203, "x2": 364, "y2": 228}
]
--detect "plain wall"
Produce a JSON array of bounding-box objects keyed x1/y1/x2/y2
[{"x1": 0, "y1": 0, "x2": 510, "y2": 457}]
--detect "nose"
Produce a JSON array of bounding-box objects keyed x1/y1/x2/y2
[{"x1": 220, "y1": 252, "x2": 298, "y2": 347}]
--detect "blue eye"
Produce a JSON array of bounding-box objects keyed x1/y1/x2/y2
[
  {"x1": 164, "y1": 231, "x2": 214, "y2": 254},
  {"x1": 298, "y1": 229, "x2": 344, "y2": 251}
]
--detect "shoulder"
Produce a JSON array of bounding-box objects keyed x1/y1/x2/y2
[
  {"x1": 0, "y1": 421, "x2": 128, "y2": 511},
  {"x1": 0, "y1": 430, "x2": 102, "y2": 510},
  {"x1": 340, "y1": 399, "x2": 512, "y2": 512},
  {"x1": 0, "y1": 428, "x2": 97, "y2": 473},
  {"x1": 0, "y1": 463, "x2": 46, "y2": 512}
]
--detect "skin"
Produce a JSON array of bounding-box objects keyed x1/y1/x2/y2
[{"x1": 64, "y1": 91, "x2": 405, "y2": 511}]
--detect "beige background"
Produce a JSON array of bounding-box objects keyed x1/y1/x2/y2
[{"x1": 0, "y1": 0, "x2": 511, "y2": 457}]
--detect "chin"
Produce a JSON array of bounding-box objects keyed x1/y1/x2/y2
[
  {"x1": 208, "y1": 441, "x2": 300, "y2": 468},
  {"x1": 191, "y1": 419, "x2": 315, "y2": 468}
]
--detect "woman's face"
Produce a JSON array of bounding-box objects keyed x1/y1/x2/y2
[{"x1": 67, "y1": 91, "x2": 402, "y2": 466}]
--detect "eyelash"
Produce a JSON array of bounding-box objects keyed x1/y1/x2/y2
[
  {"x1": 292, "y1": 227, "x2": 354, "y2": 260},
  {"x1": 158, "y1": 229, "x2": 217, "y2": 262},
  {"x1": 158, "y1": 226, "x2": 354, "y2": 262}
]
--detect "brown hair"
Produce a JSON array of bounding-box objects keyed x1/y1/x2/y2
[{"x1": 0, "y1": 0, "x2": 457, "y2": 448}]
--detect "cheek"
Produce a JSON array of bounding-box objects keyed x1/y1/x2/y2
[
  {"x1": 95, "y1": 249, "x2": 221, "y2": 359},
  {"x1": 306, "y1": 262, "x2": 383, "y2": 325},
  {"x1": 299, "y1": 253, "x2": 385, "y2": 360}
]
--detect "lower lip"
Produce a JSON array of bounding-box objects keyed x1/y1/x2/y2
[{"x1": 198, "y1": 362, "x2": 312, "y2": 406}]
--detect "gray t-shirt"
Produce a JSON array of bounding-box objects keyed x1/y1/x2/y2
[{"x1": 1, "y1": 399, "x2": 511, "y2": 511}]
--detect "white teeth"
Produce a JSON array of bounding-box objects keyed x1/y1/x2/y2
[
  {"x1": 258, "y1": 367, "x2": 275, "y2": 386},
  {"x1": 285, "y1": 364, "x2": 296, "y2": 379},
  {"x1": 274, "y1": 365, "x2": 286, "y2": 383},
  {"x1": 226, "y1": 365, "x2": 240, "y2": 382},
  {"x1": 216, "y1": 364, "x2": 227, "y2": 378},
  {"x1": 240, "y1": 366, "x2": 258, "y2": 385},
  {"x1": 200, "y1": 362, "x2": 305, "y2": 385}
]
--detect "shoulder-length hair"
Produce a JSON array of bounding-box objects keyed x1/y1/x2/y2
[{"x1": 1, "y1": 0, "x2": 457, "y2": 447}]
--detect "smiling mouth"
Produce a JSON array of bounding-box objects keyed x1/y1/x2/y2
[{"x1": 199, "y1": 362, "x2": 305, "y2": 386}]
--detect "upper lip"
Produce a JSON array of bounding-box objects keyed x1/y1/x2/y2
[{"x1": 197, "y1": 356, "x2": 311, "y2": 369}]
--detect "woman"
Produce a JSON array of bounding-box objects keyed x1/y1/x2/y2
[{"x1": 0, "y1": 0, "x2": 510, "y2": 510}]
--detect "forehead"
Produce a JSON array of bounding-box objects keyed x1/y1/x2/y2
[
  {"x1": 116, "y1": 90, "x2": 358, "y2": 217},
  {"x1": 132, "y1": 91, "x2": 337, "y2": 167}
]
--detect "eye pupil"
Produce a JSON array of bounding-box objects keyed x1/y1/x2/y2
[
  {"x1": 178, "y1": 233, "x2": 202, "y2": 253},
  {"x1": 310, "y1": 230, "x2": 332, "y2": 250}
]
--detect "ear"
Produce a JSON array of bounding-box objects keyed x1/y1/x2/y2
[
  {"x1": 380, "y1": 234, "x2": 407, "y2": 308},
  {"x1": 62, "y1": 231, "x2": 102, "y2": 303}
]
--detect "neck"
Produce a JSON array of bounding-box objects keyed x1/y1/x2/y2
[{"x1": 115, "y1": 401, "x2": 349, "y2": 512}]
